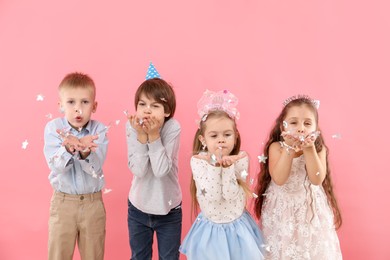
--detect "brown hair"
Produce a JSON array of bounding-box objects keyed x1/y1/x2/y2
[
  {"x1": 58, "y1": 72, "x2": 96, "y2": 99},
  {"x1": 190, "y1": 110, "x2": 251, "y2": 217},
  {"x1": 134, "y1": 78, "x2": 176, "y2": 122},
  {"x1": 253, "y1": 97, "x2": 342, "y2": 229}
]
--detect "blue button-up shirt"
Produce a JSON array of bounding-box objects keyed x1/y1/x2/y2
[{"x1": 44, "y1": 118, "x2": 108, "y2": 194}]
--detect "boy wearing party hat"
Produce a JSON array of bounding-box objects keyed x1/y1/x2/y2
[{"x1": 125, "y1": 63, "x2": 182, "y2": 259}]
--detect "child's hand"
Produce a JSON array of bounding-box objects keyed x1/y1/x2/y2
[
  {"x1": 219, "y1": 152, "x2": 246, "y2": 168},
  {"x1": 301, "y1": 131, "x2": 320, "y2": 150},
  {"x1": 79, "y1": 135, "x2": 99, "y2": 153},
  {"x1": 57, "y1": 132, "x2": 83, "y2": 154},
  {"x1": 142, "y1": 116, "x2": 163, "y2": 141}
]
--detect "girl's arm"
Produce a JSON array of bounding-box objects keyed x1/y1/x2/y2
[
  {"x1": 191, "y1": 157, "x2": 223, "y2": 201},
  {"x1": 148, "y1": 119, "x2": 181, "y2": 178},
  {"x1": 269, "y1": 142, "x2": 295, "y2": 185},
  {"x1": 302, "y1": 145, "x2": 327, "y2": 185},
  {"x1": 221, "y1": 154, "x2": 248, "y2": 200}
]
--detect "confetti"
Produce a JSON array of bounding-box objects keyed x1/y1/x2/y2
[
  {"x1": 200, "y1": 188, "x2": 207, "y2": 196},
  {"x1": 316, "y1": 172, "x2": 320, "y2": 176},
  {"x1": 283, "y1": 120, "x2": 288, "y2": 129},
  {"x1": 332, "y1": 133, "x2": 342, "y2": 139},
  {"x1": 22, "y1": 140, "x2": 29, "y2": 149},
  {"x1": 168, "y1": 200, "x2": 172, "y2": 206},
  {"x1": 262, "y1": 244, "x2": 271, "y2": 252},
  {"x1": 115, "y1": 120, "x2": 120, "y2": 125},
  {"x1": 210, "y1": 154, "x2": 217, "y2": 166},
  {"x1": 252, "y1": 193, "x2": 258, "y2": 198},
  {"x1": 123, "y1": 110, "x2": 129, "y2": 116},
  {"x1": 240, "y1": 170, "x2": 248, "y2": 180},
  {"x1": 250, "y1": 178, "x2": 254, "y2": 185},
  {"x1": 45, "y1": 113, "x2": 53, "y2": 119},
  {"x1": 103, "y1": 188, "x2": 112, "y2": 194},
  {"x1": 36, "y1": 94, "x2": 44, "y2": 101},
  {"x1": 258, "y1": 154, "x2": 267, "y2": 164}
]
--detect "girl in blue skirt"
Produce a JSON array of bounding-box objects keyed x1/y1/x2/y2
[{"x1": 180, "y1": 90, "x2": 265, "y2": 260}]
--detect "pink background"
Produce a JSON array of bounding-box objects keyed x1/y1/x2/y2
[{"x1": 1, "y1": 0, "x2": 389, "y2": 259}]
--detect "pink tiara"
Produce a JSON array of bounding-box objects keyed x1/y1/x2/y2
[
  {"x1": 197, "y1": 90, "x2": 240, "y2": 122},
  {"x1": 283, "y1": 94, "x2": 320, "y2": 109}
]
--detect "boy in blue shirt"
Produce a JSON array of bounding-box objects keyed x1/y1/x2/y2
[{"x1": 44, "y1": 72, "x2": 108, "y2": 260}]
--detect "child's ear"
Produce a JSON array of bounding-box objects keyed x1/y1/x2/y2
[
  {"x1": 164, "y1": 112, "x2": 170, "y2": 118},
  {"x1": 92, "y1": 101, "x2": 98, "y2": 113},
  {"x1": 198, "y1": 135, "x2": 205, "y2": 144},
  {"x1": 58, "y1": 101, "x2": 64, "y2": 113}
]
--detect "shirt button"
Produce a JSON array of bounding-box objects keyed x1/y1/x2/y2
[{"x1": 80, "y1": 195, "x2": 84, "y2": 200}]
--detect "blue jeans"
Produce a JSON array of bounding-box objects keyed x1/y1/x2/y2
[{"x1": 128, "y1": 200, "x2": 182, "y2": 260}]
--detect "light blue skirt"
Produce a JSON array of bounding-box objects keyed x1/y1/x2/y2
[{"x1": 180, "y1": 211, "x2": 265, "y2": 260}]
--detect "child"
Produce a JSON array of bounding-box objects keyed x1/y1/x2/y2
[
  {"x1": 180, "y1": 90, "x2": 265, "y2": 260},
  {"x1": 126, "y1": 76, "x2": 182, "y2": 260},
  {"x1": 254, "y1": 95, "x2": 342, "y2": 259},
  {"x1": 44, "y1": 72, "x2": 109, "y2": 260}
]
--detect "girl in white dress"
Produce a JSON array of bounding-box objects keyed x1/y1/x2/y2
[
  {"x1": 254, "y1": 95, "x2": 342, "y2": 260},
  {"x1": 180, "y1": 90, "x2": 265, "y2": 260}
]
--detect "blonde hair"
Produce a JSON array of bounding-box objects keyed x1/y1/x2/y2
[{"x1": 58, "y1": 72, "x2": 96, "y2": 99}]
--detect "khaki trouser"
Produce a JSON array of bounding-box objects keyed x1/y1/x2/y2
[{"x1": 48, "y1": 191, "x2": 106, "y2": 260}]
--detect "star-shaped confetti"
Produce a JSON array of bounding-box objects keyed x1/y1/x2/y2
[
  {"x1": 45, "y1": 113, "x2": 53, "y2": 119},
  {"x1": 103, "y1": 188, "x2": 112, "y2": 194},
  {"x1": 36, "y1": 94, "x2": 44, "y2": 101},
  {"x1": 252, "y1": 193, "x2": 258, "y2": 198},
  {"x1": 332, "y1": 133, "x2": 342, "y2": 139},
  {"x1": 115, "y1": 120, "x2": 120, "y2": 125},
  {"x1": 250, "y1": 178, "x2": 254, "y2": 185},
  {"x1": 22, "y1": 140, "x2": 29, "y2": 149},
  {"x1": 240, "y1": 170, "x2": 248, "y2": 180},
  {"x1": 258, "y1": 154, "x2": 267, "y2": 164},
  {"x1": 168, "y1": 200, "x2": 172, "y2": 206},
  {"x1": 200, "y1": 188, "x2": 207, "y2": 196}
]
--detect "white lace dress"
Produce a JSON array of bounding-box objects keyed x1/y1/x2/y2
[{"x1": 261, "y1": 155, "x2": 342, "y2": 260}]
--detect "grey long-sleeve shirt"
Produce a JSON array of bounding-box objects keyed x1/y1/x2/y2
[{"x1": 126, "y1": 118, "x2": 182, "y2": 215}]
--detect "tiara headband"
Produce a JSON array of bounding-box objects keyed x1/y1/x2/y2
[
  {"x1": 283, "y1": 94, "x2": 320, "y2": 109},
  {"x1": 197, "y1": 89, "x2": 240, "y2": 123}
]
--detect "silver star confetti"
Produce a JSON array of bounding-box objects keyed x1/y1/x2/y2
[
  {"x1": 210, "y1": 154, "x2": 218, "y2": 166},
  {"x1": 115, "y1": 120, "x2": 120, "y2": 125},
  {"x1": 252, "y1": 193, "x2": 258, "y2": 198},
  {"x1": 36, "y1": 94, "x2": 44, "y2": 101},
  {"x1": 240, "y1": 170, "x2": 248, "y2": 180},
  {"x1": 22, "y1": 140, "x2": 29, "y2": 149},
  {"x1": 200, "y1": 188, "x2": 207, "y2": 196},
  {"x1": 123, "y1": 110, "x2": 129, "y2": 116},
  {"x1": 316, "y1": 172, "x2": 320, "y2": 176},
  {"x1": 103, "y1": 188, "x2": 112, "y2": 194},
  {"x1": 45, "y1": 113, "x2": 53, "y2": 119},
  {"x1": 332, "y1": 133, "x2": 342, "y2": 139},
  {"x1": 168, "y1": 200, "x2": 172, "y2": 206},
  {"x1": 258, "y1": 154, "x2": 267, "y2": 164},
  {"x1": 250, "y1": 178, "x2": 254, "y2": 185},
  {"x1": 283, "y1": 120, "x2": 288, "y2": 129}
]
